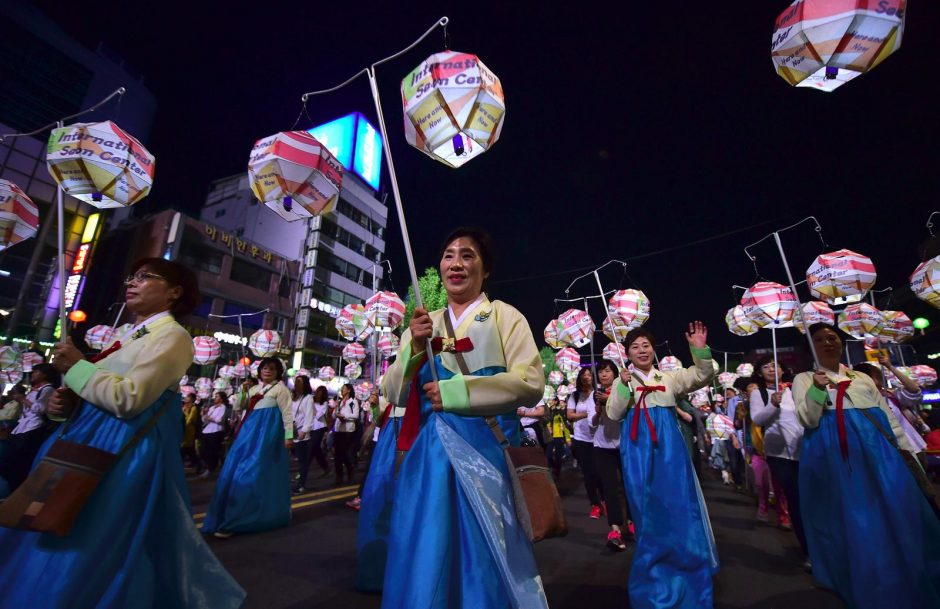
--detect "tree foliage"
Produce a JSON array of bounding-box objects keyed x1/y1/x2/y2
[
  {"x1": 402, "y1": 267, "x2": 449, "y2": 330},
  {"x1": 539, "y1": 346, "x2": 558, "y2": 382}
]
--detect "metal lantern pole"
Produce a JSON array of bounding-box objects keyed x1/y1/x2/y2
[
  {"x1": 593, "y1": 270, "x2": 626, "y2": 370},
  {"x1": 773, "y1": 232, "x2": 820, "y2": 368},
  {"x1": 771, "y1": 326, "x2": 779, "y2": 388},
  {"x1": 55, "y1": 120, "x2": 68, "y2": 340},
  {"x1": 583, "y1": 298, "x2": 597, "y2": 385}
]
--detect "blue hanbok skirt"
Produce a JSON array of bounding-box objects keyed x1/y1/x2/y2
[
  {"x1": 202, "y1": 407, "x2": 290, "y2": 534},
  {"x1": 355, "y1": 417, "x2": 399, "y2": 592},
  {"x1": 621, "y1": 406, "x2": 719, "y2": 609},
  {"x1": 0, "y1": 392, "x2": 245, "y2": 609},
  {"x1": 799, "y1": 408, "x2": 940, "y2": 609},
  {"x1": 381, "y1": 358, "x2": 548, "y2": 609}
]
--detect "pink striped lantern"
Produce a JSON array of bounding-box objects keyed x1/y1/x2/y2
[
  {"x1": 543, "y1": 319, "x2": 565, "y2": 349},
  {"x1": 193, "y1": 336, "x2": 222, "y2": 365},
  {"x1": 718, "y1": 372, "x2": 738, "y2": 388},
  {"x1": 725, "y1": 306, "x2": 759, "y2": 337},
  {"x1": 377, "y1": 333, "x2": 400, "y2": 358},
  {"x1": 249, "y1": 360, "x2": 261, "y2": 377},
  {"x1": 557, "y1": 309, "x2": 595, "y2": 348},
  {"x1": 910, "y1": 256, "x2": 940, "y2": 309},
  {"x1": 354, "y1": 382, "x2": 374, "y2": 402},
  {"x1": 878, "y1": 310, "x2": 914, "y2": 343},
  {"x1": 806, "y1": 249, "x2": 877, "y2": 304},
  {"x1": 213, "y1": 378, "x2": 231, "y2": 394},
  {"x1": 0, "y1": 179, "x2": 39, "y2": 251},
  {"x1": 556, "y1": 384, "x2": 571, "y2": 403},
  {"x1": 608, "y1": 289, "x2": 650, "y2": 329},
  {"x1": 248, "y1": 329, "x2": 280, "y2": 358},
  {"x1": 180, "y1": 385, "x2": 196, "y2": 397},
  {"x1": 547, "y1": 370, "x2": 565, "y2": 386},
  {"x1": 910, "y1": 365, "x2": 938, "y2": 387},
  {"x1": 21, "y1": 351, "x2": 43, "y2": 373},
  {"x1": 342, "y1": 342, "x2": 367, "y2": 363},
  {"x1": 741, "y1": 282, "x2": 797, "y2": 328},
  {"x1": 659, "y1": 356, "x2": 681, "y2": 372},
  {"x1": 195, "y1": 377, "x2": 213, "y2": 400},
  {"x1": 344, "y1": 363, "x2": 363, "y2": 380},
  {"x1": 85, "y1": 325, "x2": 116, "y2": 350},
  {"x1": 837, "y1": 303, "x2": 884, "y2": 339},
  {"x1": 179, "y1": 376, "x2": 190, "y2": 387},
  {"x1": 296, "y1": 368, "x2": 311, "y2": 379},
  {"x1": 365, "y1": 291, "x2": 407, "y2": 330},
  {"x1": 248, "y1": 131, "x2": 343, "y2": 222},
  {"x1": 336, "y1": 304, "x2": 373, "y2": 342},
  {"x1": 555, "y1": 347, "x2": 581, "y2": 373},
  {"x1": 232, "y1": 363, "x2": 250, "y2": 378},
  {"x1": 218, "y1": 365, "x2": 236, "y2": 380},
  {"x1": 318, "y1": 366, "x2": 336, "y2": 381},
  {"x1": 543, "y1": 385, "x2": 556, "y2": 402},
  {"x1": 602, "y1": 313, "x2": 630, "y2": 342},
  {"x1": 736, "y1": 363, "x2": 754, "y2": 378},
  {"x1": 793, "y1": 301, "x2": 836, "y2": 334},
  {"x1": 707, "y1": 413, "x2": 735, "y2": 439},
  {"x1": 603, "y1": 342, "x2": 627, "y2": 363}
]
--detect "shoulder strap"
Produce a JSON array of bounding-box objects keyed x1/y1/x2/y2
[
  {"x1": 759, "y1": 386, "x2": 769, "y2": 407},
  {"x1": 113, "y1": 390, "x2": 176, "y2": 461},
  {"x1": 857, "y1": 407, "x2": 899, "y2": 449}
]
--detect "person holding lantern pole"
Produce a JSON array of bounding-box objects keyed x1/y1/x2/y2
[
  {"x1": 0, "y1": 258, "x2": 245, "y2": 608},
  {"x1": 202, "y1": 357, "x2": 293, "y2": 538},
  {"x1": 792, "y1": 324, "x2": 940, "y2": 609},
  {"x1": 380, "y1": 227, "x2": 548, "y2": 609},
  {"x1": 607, "y1": 323, "x2": 718, "y2": 609}
]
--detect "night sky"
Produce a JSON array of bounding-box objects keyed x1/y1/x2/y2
[{"x1": 32, "y1": 1, "x2": 940, "y2": 364}]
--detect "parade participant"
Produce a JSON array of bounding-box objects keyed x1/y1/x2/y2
[
  {"x1": 546, "y1": 396, "x2": 570, "y2": 478},
  {"x1": 381, "y1": 227, "x2": 548, "y2": 609},
  {"x1": 199, "y1": 391, "x2": 228, "y2": 477},
  {"x1": 202, "y1": 357, "x2": 293, "y2": 538},
  {"x1": 309, "y1": 385, "x2": 331, "y2": 477},
  {"x1": 792, "y1": 324, "x2": 940, "y2": 609},
  {"x1": 608, "y1": 322, "x2": 718, "y2": 609},
  {"x1": 291, "y1": 375, "x2": 316, "y2": 494},
  {"x1": 567, "y1": 366, "x2": 605, "y2": 518},
  {"x1": 749, "y1": 356, "x2": 805, "y2": 551},
  {"x1": 0, "y1": 363, "x2": 60, "y2": 495},
  {"x1": 518, "y1": 399, "x2": 547, "y2": 447},
  {"x1": 0, "y1": 258, "x2": 245, "y2": 607},
  {"x1": 180, "y1": 393, "x2": 203, "y2": 473},
  {"x1": 591, "y1": 359, "x2": 633, "y2": 550},
  {"x1": 332, "y1": 383, "x2": 360, "y2": 485},
  {"x1": 0, "y1": 385, "x2": 25, "y2": 434}
]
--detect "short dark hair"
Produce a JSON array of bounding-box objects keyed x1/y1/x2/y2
[
  {"x1": 130, "y1": 257, "x2": 200, "y2": 318},
  {"x1": 313, "y1": 385, "x2": 328, "y2": 403},
  {"x1": 853, "y1": 363, "x2": 879, "y2": 378},
  {"x1": 595, "y1": 358, "x2": 619, "y2": 377},
  {"x1": 31, "y1": 362, "x2": 60, "y2": 388},
  {"x1": 9, "y1": 384, "x2": 26, "y2": 396},
  {"x1": 624, "y1": 328, "x2": 656, "y2": 350},
  {"x1": 258, "y1": 357, "x2": 284, "y2": 381},
  {"x1": 439, "y1": 227, "x2": 495, "y2": 277},
  {"x1": 808, "y1": 323, "x2": 841, "y2": 340}
]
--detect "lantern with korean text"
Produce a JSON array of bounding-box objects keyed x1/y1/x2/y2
[
  {"x1": 555, "y1": 348, "x2": 581, "y2": 374},
  {"x1": 608, "y1": 289, "x2": 650, "y2": 330},
  {"x1": 806, "y1": 249, "x2": 876, "y2": 304},
  {"x1": 793, "y1": 301, "x2": 836, "y2": 334},
  {"x1": 557, "y1": 309, "x2": 595, "y2": 348},
  {"x1": 0, "y1": 180, "x2": 39, "y2": 251},
  {"x1": 837, "y1": 303, "x2": 884, "y2": 338},
  {"x1": 741, "y1": 282, "x2": 798, "y2": 328},
  {"x1": 725, "y1": 305, "x2": 759, "y2": 337},
  {"x1": 336, "y1": 304, "x2": 374, "y2": 342},
  {"x1": 910, "y1": 256, "x2": 940, "y2": 309},
  {"x1": 365, "y1": 291, "x2": 406, "y2": 330}
]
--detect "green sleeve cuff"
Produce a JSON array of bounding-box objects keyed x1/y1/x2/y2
[
  {"x1": 439, "y1": 374, "x2": 470, "y2": 414},
  {"x1": 807, "y1": 384, "x2": 828, "y2": 405},
  {"x1": 284, "y1": 427, "x2": 294, "y2": 440},
  {"x1": 690, "y1": 346, "x2": 712, "y2": 360},
  {"x1": 616, "y1": 380, "x2": 632, "y2": 401},
  {"x1": 65, "y1": 359, "x2": 99, "y2": 394},
  {"x1": 400, "y1": 342, "x2": 429, "y2": 378}
]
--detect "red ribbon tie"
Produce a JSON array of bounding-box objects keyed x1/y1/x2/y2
[
  {"x1": 630, "y1": 385, "x2": 665, "y2": 443},
  {"x1": 835, "y1": 380, "x2": 852, "y2": 460}
]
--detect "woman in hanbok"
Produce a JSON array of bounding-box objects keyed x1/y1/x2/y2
[
  {"x1": 607, "y1": 324, "x2": 718, "y2": 609},
  {"x1": 202, "y1": 357, "x2": 293, "y2": 538},
  {"x1": 381, "y1": 227, "x2": 548, "y2": 609},
  {"x1": 792, "y1": 324, "x2": 940, "y2": 609},
  {"x1": 0, "y1": 258, "x2": 245, "y2": 609}
]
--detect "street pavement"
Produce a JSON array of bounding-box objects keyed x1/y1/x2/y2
[{"x1": 188, "y1": 460, "x2": 845, "y2": 609}]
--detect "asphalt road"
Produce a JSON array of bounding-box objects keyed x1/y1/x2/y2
[{"x1": 188, "y1": 455, "x2": 845, "y2": 609}]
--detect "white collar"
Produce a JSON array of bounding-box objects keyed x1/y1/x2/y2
[
  {"x1": 632, "y1": 366, "x2": 658, "y2": 383},
  {"x1": 448, "y1": 294, "x2": 486, "y2": 330},
  {"x1": 120, "y1": 311, "x2": 172, "y2": 343}
]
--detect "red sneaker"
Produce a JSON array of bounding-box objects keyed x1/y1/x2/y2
[
  {"x1": 607, "y1": 530, "x2": 626, "y2": 551},
  {"x1": 626, "y1": 521, "x2": 636, "y2": 540},
  {"x1": 589, "y1": 505, "x2": 601, "y2": 519},
  {"x1": 779, "y1": 514, "x2": 792, "y2": 530}
]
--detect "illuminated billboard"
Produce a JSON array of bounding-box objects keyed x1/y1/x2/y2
[{"x1": 308, "y1": 112, "x2": 383, "y2": 190}]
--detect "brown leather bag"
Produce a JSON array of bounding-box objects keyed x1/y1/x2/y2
[
  {"x1": 0, "y1": 391, "x2": 174, "y2": 537},
  {"x1": 444, "y1": 313, "x2": 567, "y2": 542}
]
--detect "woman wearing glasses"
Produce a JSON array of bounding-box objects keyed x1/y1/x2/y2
[
  {"x1": 792, "y1": 324, "x2": 940, "y2": 609},
  {"x1": 0, "y1": 258, "x2": 245, "y2": 608}
]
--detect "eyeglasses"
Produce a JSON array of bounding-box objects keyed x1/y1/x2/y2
[{"x1": 124, "y1": 271, "x2": 167, "y2": 285}]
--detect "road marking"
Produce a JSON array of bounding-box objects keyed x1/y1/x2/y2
[{"x1": 193, "y1": 486, "x2": 359, "y2": 521}]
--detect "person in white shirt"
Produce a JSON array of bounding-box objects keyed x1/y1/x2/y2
[
  {"x1": 199, "y1": 392, "x2": 229, "y2": 476},
  {"x1": 567, "y1": 367, "x2": 604, "y2": 519},
  {"x1": 854, "y1": 355, "x2": 928, "y2": 463},
  {"x1": 591, "y1": 359, "x2": 633, "y2": 551},
  {"x1": 309, "y1": 385, "x2": 331, "y2": 477},
  {"x1": 333, "y1": 383, "x2": 360, "y2": 485},
  {"x1": 291, "y1": 375, "x2": 316, "y2": 493},
  {"x1": 0, "y1": 363, "x2": 59, "y2": 495},
  {"x1": 517, "y1": 400, "x2": 547, "y2": 447}
]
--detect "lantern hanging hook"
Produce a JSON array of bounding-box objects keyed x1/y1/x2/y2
[
  {"x1": 443, "y1": 19, "x2": 450, "y2": 49},
  {"x1": 0, "y1": 86, "x2": 126, "y2": 143},
  {"x1": 926, "y1": 211, "x2": 940, "y2": 236}
]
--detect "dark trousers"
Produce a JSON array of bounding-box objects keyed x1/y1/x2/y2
[
  {"x1": 0, "y1": 427, "x2": 53, "y2": 492},
  {"x1": 547, "y1": 437, "x2": 565, "y2": 476},
  {"x1": 200, "y1": 431, "x2": 225, "y2": 472},
  {"x1": 333, "y1": 431, "x2": 356, "y2": 482},
  {"x1": 525, "y1": 424, "x2": 547, "y2": 449},
  {"x1": 728, "y1": 440, "x2": 745, "y2": 486},
  {"x1": 594, "y1": 446, "x2": 630, "y2": 527},
  {"x1": 181, "y1": 445, "x2": 202, "y2": 470},
  {"x1": 310, "y1": 428, "x2": 329, "y2": 472},
  {"x1": 571, "y1": 439, "x2": 604, "y2": 506},
  {"x1": 295, "y1": 438, "x2": 313, "y2": 488},
  {"x1": 767, "y1": 455, "x2": 808, "y2": 556}
]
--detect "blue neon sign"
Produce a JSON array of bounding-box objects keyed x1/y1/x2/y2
[{"x1": 308, "y1": 112, "x2": 383, "y2": 190}]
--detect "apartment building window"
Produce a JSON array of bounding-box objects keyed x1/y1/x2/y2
[
  {"x1": 230, "y1": 257, "x2": 273, "y2": 290},
  {"x1": 178, "y1": 229, "x2": 224, "y2": 274}
]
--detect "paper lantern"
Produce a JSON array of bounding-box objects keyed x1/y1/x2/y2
[
  {"x1": 195, "y1": 377, "x2": 213, "y2": 400},
  {"x1": 0, "y1": 346, "x2": 21, "y2": 371},
  {"x1": 555, "y1": 348, "x2": 581, "y2": 373},
  {"x1": 910, "y1": 256, "x2": 940, "y2": 309},
  {"x1": 557, "y1": 309, "x2": 595, "y2": 348},
  {"x1": 707, "y1": 413, "x2": 735, "y2": 438},
  {"x1": 180, "y1": 385, "x2": 196, "y2": 397},
  {"x1": 602, "y1": 313, "x2": 631, "y2": 343},
  {"x1": 718, "y1": 372, "x2": 738, "y2": 389},
  {"x1": 659, "y1": 356, "x2": 681, "y2": 372},
  {"x1": 218, "y1": 365, "x2": 235, "y2": 380},
  {"x1": 608, "y1": 289, "x2": 651, "y2": 330},
  {"x1": 543, "y1": 319, "x2": 565, "y2": 349},
  {"x1": 213, "y1": 378, "x2": 231, "y2": 394},
  {"x1": 806, "y1": 249, "x2": 876, "y2": 304},
  {"x1": 0, "y1": 363, "x2": 23, "y2": 384},
  {"x1": 248, "y1": 329, "x2": 280, "y2": 358},
  {"x1": 724, "y1": 305, "x2": 759, "y2": 337},
  {"x1": 232, "y1": 363, "x2": 250, "y2": 378},
  {"x1": 547, "y1": 370, "x2": 564, "y2": 386},
  {"x1": 318, "y1": 366, "x2": 336, "y2": 381},
  {"x1": 741, "y1": 282, "x2": 797, "y2": 328},
  {"x1": 793, "y1": 301, "x2": 836, "y2": 334},
  {"x1": 877, "y1": 310, "x2": 913, "y2": 343},
  {"x1": 46, "y1": 121, "x2": 155, "y2": 207},
  {"x1": 179, "y1": 376, "x2": 190, "y2": 387},
  {"x1": 771, "y1": 0, "x2": 906, "y2": 93},
  {"x1": 603, "y1": 342, "x2": 627, "y2": 363},
  {"x1": 21, "y1": 352, "x2": 43, "y2": 373},
  {"x1": 336, "y1": 304, "x2": 373, "y2": 342},
  {"x1": 85, "y1": 325, "x2": 116, "y2": 350},
  {"x1": 0, "y1": 180, "x2": 39, "y2": 251},
  {"x1": 402, "y1": 50, "x2": 505, "y2": 168},
  {"x1": 193, "y1": 336, "x2": 222, "y2": 365},
  {"x1": 354, "y1": 382, "x2": 374, "y2": 402},
  {"x1": 691, "y1": 388, "x2": 710, "y2": 408},
  {"x1": 344, "y1": 363, "x2": 362, "y2": 380},
  {"x1": 376, "y1": 333, "x2": 400, "y2": 358},
  {"x1": 736, "y1": 363, "x2": 754, "y2": 378},
  {"x1": 556, "y1": 384, "x2": 571, "y2": 403},
  {"x1": 113, "y1": 323, "x2": 133, "y2": 340},
  {"x1": 910, "y1": 364, "x2": 937, "y2": 387},
  {"x1": 566, "y1": 370, "x2": 579, "y2": 384},
  {"x1": 249, "y1": 360, "x2": 261, "y2": 378},
  {"x1": 247, "y1": 131, "x2": 343, "y2": 222},
  {"x1": 342, "y1": 342, "x2": 367, "y2": 364},
  {"x1": 837, "y1": 303, "x2": 884, "y2": 339},
  {"x1": 365, "y1": 291, "x2": 406, "y2": 330}
]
